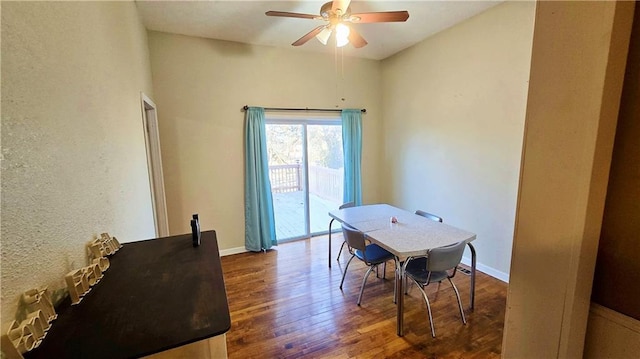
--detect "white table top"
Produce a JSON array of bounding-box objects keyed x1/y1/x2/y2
[{"x1": 329, "y1": 204, "x2": 476, "y2": 260}]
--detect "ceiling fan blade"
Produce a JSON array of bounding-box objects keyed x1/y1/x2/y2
[
  {"x1": 265, "y1": 11, "x2": 318, "y2": 20},
  {"x1": 332, "y1": 0, "x2": 352, "y2": 15},
  {"x1": 350, "y1": 11, "x2": 410, "y2": 23},
  {"x1": 347, "y1": 27, "x2": 368, "y2": 48},
  {"x1": 292, "y1": 26, "x2": 326, "y2": 46}
]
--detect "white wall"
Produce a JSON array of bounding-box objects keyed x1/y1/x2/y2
[
  {"x1": 1, "y1": 1, "x2": 156, "y2": 325},
  {"x1": 146, "y1": 32, "x2": 383, "y2": 252},
  {"x1": 380, "y1": 1, "x2": 535, "y2": 279}
]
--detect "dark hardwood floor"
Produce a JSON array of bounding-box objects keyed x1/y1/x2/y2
[{"x1": 221, "y1": 234, "x2": 507, "y2": 359}]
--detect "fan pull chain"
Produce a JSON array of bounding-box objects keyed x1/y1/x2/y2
[
  {"x1": 334, "y1": 43, "x2": 339, "y2": 102},
  {"x1": 341, "y1": 46, "x2": 345, "y2": 79},
  {"x1": 340, "y1": 47, "x2": 346, "y2": 103},
  {"x1": 333, "y1": 44, "x2": 346, "y2": 104}
]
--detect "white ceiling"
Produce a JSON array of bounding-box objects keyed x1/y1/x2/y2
[{"x1": 136, "y1": 1, "x2": 502, "y2": 61}]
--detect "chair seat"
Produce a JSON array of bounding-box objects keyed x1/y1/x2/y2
[
  {"x1": 406, "y1": 268, "x2": 449, "y2": 284},
  {"x1": 355, "y1": 244, "x2": 394, "y2": 264}
]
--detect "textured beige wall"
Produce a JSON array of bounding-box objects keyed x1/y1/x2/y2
[
  {"x1": 503, "y1": 1, "x2": 634, "y2": 357},
  {"x1": 380, "y1": 1, "x2": 535, "y2": 278},
  {"x1": 1, "y1": 1, "x2": 156, "y2": 325},
  {"x1": 146, "y1": 32, "x2": 382, "y2": 251}
]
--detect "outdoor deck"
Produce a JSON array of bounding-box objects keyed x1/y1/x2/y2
[{"x1": 272, "y1": 191, "x2": 338, "y2": 241}]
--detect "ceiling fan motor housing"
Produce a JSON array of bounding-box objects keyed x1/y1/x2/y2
[{"x1": 320, "y1": 1, "x2": 351, "y2": 20}]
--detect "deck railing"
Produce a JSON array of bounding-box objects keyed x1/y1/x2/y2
[
  {"x1": 308, "y1": 165, "x2": 342, "y2": 202},
  {"x1": 269, "y1": 164, "x2": 302, "y2": 193},
  {"x1": 269, "y1": 164, "x2": 342, "y2": 203}
]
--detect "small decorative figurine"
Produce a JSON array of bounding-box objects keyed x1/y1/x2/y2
[
  {"x1": 6, "y1": 320, "x2": 35, "y2": 354},
  {"x1": 100, "y1": 233, "x2": 122, "y2": 252},
  {"x1": 2, "y1": 314, "x2": 48, "y2": 359},
  {"x1": 1, "y1": 330, "x2": 25, "y2": 359},
  {"x1": 24, "y1": 310, "x2": 48, "y2": 347},
  {"x1": 92, "y1": 256, "x2": 110, "y2": 272},
  {"x1": 65, "y1": 269, "x2": 91, "y2": 305},
  {"x1": 22, "y1": 288, "x2": 57, "y2": 322},
  {"x1": 2, "y1": 288, "x2": 60, "y2": 358},
  {"x1": 88, "y1": 232, "x2": 122, "y2": 259},
  {"x1": 82, "y1": 263, "x2": 103, "y2": 286}
]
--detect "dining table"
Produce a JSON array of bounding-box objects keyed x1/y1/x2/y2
[{"x1": 328, "y1": 204, "x2": 477, "y2": 336}]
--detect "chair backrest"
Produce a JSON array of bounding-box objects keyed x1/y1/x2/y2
[
  {"x1": 339, "y1": 202, "x2": 355, "y2": 210},
  {"x1": 341, "y1": 224, "x2": 366, "y2": 252},
  {"x1": 426, "y1": 241, "x2": 466, "y2": 272},
  {"x1": 415, "y1": 210, "x2": 443, "y2": 223}
]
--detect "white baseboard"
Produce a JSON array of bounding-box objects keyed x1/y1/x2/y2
[
  {"x1": 461, "y1": 256, "x2": 510, "y2": 283},
  {"x1": 219, "y1": 246, "x2": 248, "y2": 257}
]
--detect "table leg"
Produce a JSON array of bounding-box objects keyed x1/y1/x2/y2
[
  {"x1": 468, "y1": 242, "x2": 476, "y2": 311},
  {"x1": 396, "y1": 258, "x2": 407, "y2": 337}
]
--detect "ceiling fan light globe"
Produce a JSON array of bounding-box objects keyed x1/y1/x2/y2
[
  {"x1": 336, "y1": 37, "x2": 349, "y2": 47},
  {"x1": 335, "y1": 23, "x2": 350, "y2": 47}
]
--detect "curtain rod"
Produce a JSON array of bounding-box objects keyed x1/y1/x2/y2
[{"x1": 242, "y1": 105, "x2": 366, "y2": 113}]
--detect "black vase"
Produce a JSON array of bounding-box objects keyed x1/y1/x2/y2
[{"x1": 191, "y1": 214, "x2": 201, "y2": 247}]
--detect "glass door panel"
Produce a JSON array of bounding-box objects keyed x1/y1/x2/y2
[
  {"x1": 266, "y1": 120, "x2": 344, "y2": 242},
  {"x1": 307, "y1": 125, "x2": 344, "y2": 234},
  {"x1": 266, "y1": 124, "x2": 307, "y2": 241}
]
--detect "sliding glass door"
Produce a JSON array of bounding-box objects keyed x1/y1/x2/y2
[
  {"x1": 266, "y1": 124, "x2": 306, "y2": 240},
  {"x1": 266, "y1": 119, "x2": 343, "y2": 242},
  {"x1": 307, "y1": 125, "x2": 343, "y2": 234}
]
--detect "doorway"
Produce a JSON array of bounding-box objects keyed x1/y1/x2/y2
[
  {"x1": 140, "y1": 93, "x2": 169, "y2": 237},
  {"x1": 265, "y1": 118, "x2": 344, "y2": 242}
]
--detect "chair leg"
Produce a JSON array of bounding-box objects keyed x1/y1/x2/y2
[
  {"x1": 393, "y1": 265, "x2": 398, "y2": 304},
  {"x1": 404, "y1": 275, "x2": 411, "y2": 295},
  {"x1": 336, "y1": 240, "x2": 347, "y2": 261},
  {"x1": 413, "y1": 279, "x2": 436, "y2": 338},
  {"x1": 328, "y1": 218, "x2": 335, "y2": 268},
  {"x1": 448, "y1": 278, "x2": 467, "y2": 324},
  {"x1": 357, "y1": 265, "x2": 376, "y2": 306},
  {"x1": 339, "y1": 255, "x2": 356, "y2": 290},
  {"x1": 433, "y1": 281, "x2": 442, "y2": 301},
  {"x1": 383, "y1": 261, "x2": 387, "y2": 279}
]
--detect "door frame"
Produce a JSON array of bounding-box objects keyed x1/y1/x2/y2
[
  {"x1": 266, "y1": 115, "x2": 342, "y2": 242},
  {"x1": 140, "y1": 93, "x2": 169, "y2": 237}
]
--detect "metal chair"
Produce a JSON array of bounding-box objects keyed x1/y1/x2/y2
[
  {"x1": 333, "y1": 202, "x2": 355, "y2": 260},
  {"x1": 414, "y1": 210, "x2": 443, "y2": 223},
  {"x1": 339, "y1": 224, "x2": 395, "y2": 306},
  {"x1": 405, "y1": 240, "x2": 467, "y2": 337},
  {"x1": 404, "y1": 210, "x2": 443, "y2": 294}
]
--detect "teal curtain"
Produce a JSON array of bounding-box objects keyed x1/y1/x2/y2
[
  {"x1": 342, "y1": 109, "x2": 363, "y2": 206},
  {"x1": 244, "y1": 107, "x2": 277, "y2": 251}
]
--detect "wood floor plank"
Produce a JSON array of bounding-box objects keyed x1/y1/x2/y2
[{"x1": 221, "y1": 234, "x2": 507, "y2": 358}]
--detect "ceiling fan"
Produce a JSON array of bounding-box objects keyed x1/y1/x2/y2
[{"x1": 265, "y1": 0, "x2": 409, "y2": 48}]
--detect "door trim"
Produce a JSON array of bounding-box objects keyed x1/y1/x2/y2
[{"x1": 140, "y1": 93, "x2": 169, "y2": 237}]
